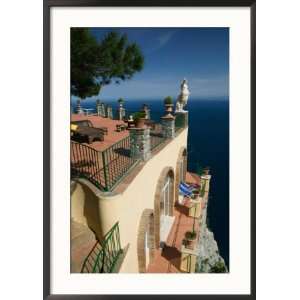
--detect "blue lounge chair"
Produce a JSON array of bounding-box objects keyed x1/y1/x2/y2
[
  {"x1": 181, "y1": 182, "x2": 195, "y2": 190},
  {"x1": 179, "y1": 182, "x2": 193, "y2": 197}
]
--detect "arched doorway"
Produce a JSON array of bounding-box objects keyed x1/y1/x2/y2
[
  {"x1": 137, "y1": 209, "x2": 155, "y2": 273},
  {"x1": 154, "y1": 167, "x2": 175, "y2": 248},
  {"x1": 175, "y1": 147, "x2": 187, "y2": 204}
]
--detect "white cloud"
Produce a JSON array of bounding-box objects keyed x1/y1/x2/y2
[{"x1": 147, "y1": 31, "x2": 177, "y2": 53}]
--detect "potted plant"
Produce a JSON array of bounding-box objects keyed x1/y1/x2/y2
[
  {"x1": 118, "y1": 98, "x2": 125, "y2": 106},
  {"x1": 210, "y1": 261, "x2": 227, "y2": 273},
  {"x1": 133, "y1": 111, "x2": 147, "y2": 128},
  {"x1": 184, "y1": 230, "x2": 197, "y2": 249},
  {"x1": 164, "y1": 96, "x2": 173, "y2": 113}
]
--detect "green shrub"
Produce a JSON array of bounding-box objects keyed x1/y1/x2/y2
[
  {"x1": 164, "y1": 96, "x2": 173, "y2": 104},
  {"x1": 133, "y1": 111, "x2": 146, "y2": 120},
  {"x1": 210, "y1": 261, "x2": 227, "y2": 273},
  {"x1": 185, "y1": 231, "x2": 197, "y2": 240}
]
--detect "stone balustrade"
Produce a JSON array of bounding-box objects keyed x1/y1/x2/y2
[{"x1": 129, "y1": 127, "x2": 151, "y2": 161}]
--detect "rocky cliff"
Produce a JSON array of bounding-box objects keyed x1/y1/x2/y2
[
  {"x1": 196, "y1": 225, "x2": 228, "y2": 273},
  {"x1": 196, "y1": 193, "x2": 228, "y2": 273}
]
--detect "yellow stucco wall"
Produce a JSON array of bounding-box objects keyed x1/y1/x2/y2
[{"x1": 71, "y1": 128, "x2": 188, "y2": 273}]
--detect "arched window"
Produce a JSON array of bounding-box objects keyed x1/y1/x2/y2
[
  {"x1": 153, "y1": 167, "x2": 175, "y2": 249},
  {"x1": 160, "y1": 175, "x2": 171, "y2": 234}
]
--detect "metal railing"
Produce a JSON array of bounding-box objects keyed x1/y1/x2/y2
[
  {"x1": 81, "y1": 222, "x2": 122, "y2": 273},
  {"x1": 71, "y1": 135, "x2": 139, "y2": 191},
  {"x1": 71, "y1": 142, "x2": 105, "y2": 190},
  {"x1": 101, "y1": 136, "x2": 139, "y2": 191},
  {"x1": 71, "y1": 114, "x2": 184, "y2": 191}
]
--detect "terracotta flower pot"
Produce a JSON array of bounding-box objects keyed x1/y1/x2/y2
[
  {"x1": 185, "y1": 231, "x2": 197, "y2": 250},
  {"x1": 135, "y1": 118, "x2": 147, "y2": 128},
  {"x1": 193, "y1": 190, "x2": 200, "y2": 196},
  {"x1": 185, "y1": 239, "x2": 196, "y2": 250},
  {"x1": 192, "y1": 190, "x2": 200, "y2": 200},
  {"x1": 165, "y1": 103, "x2": 173, "y2": 113}
]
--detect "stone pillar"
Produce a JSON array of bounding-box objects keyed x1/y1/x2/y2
[
  {"x1": 201, "y1": 174, "x2": 211, "y2": 193},
  {"x1": 96, "y1": 100, "x2": 101, "y2": 116},
  {"x1": 175, "y1": 111, "x2": 189, "y2": 128},
  {"x1": 129, "y1": 127, "x2": 151, "y2": 161},
  {"x1": 118, "y1": 106, "x2": 126, "y2": 120},
  {"x1": 199, "y1": 174, "x2": 211, "y2": 231},
  {"x1": 188, "y1": 197, "x2": 202, "y2": 219},
  {"x1": 142, "y1": 104, "x2": 151, "y2": 120},
  {"x1": 200, "y1": 204, "x2": 208, "y2": 235},
  {"x1": 100, "y1": 103, "x2": 105, "y2": 117},
  {"x1": 161, "y1": 115, "x2": 175, "y2": 139},
  {"x1": 145, "y1": 107, "x2": 151, "y2": 120},
  {"x1": 106, "y1": 105, "x2": 113, "y2": 119},
  {"x1": 75, "y1": 99, "x2": 83, "y2": 114},
  {"x1": 180, "y1": 245, "x2": 199, "y2": 273}
]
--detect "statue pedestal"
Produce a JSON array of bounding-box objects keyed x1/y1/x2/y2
[
  {"x1": 175, "y1": 111, "x2": 189, "y2": 128},
  {"x1": 161, "y1": 115, "x2": 175, "y2": 139},
  {"x1": 118, "y1": 107, "x2": 126, "y2": 120}
]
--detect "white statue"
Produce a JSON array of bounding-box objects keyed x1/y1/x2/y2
[
  {"x1": 175, "y1": 78, "x2": 190, "y2": 112},
  {"x1": 128, "y1": 115, "x2": 134, "y2": 122}
]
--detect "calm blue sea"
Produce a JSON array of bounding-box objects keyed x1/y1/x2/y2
[{"x1": 71, "y1": 98, "x2": 229, "y2": 267}]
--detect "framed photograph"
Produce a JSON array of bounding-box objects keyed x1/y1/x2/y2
[{"x1": 44, "y1": 0, "x2": 255, "y2": 299}]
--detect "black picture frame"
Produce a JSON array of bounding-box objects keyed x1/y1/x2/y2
[{"x1": 44, "y1": 1, "x2": 256, "y2": 299}]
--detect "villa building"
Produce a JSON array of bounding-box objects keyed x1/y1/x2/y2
[{"x1": 70, "y1": 83, "x2": 213, "y2": 273}]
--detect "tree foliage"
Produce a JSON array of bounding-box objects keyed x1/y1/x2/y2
[
  {"x1": 71, "y1": 28, "x2": 100, "y2": 99},
  {"x1": 71, "y1": 29, "x2": 144, "y2": 99}
]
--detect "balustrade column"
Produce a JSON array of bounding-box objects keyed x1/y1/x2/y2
[
  {"x1": 175, "y1": 111, "x2": 189, "y2": 128},
  {"x1": 118, "y1": 106, "x2": 126, "y2": 120},
  {"x1": 142, "y1": 104, "x2": 151, "y2": 120},
  {"x1": 76, "y1": 99, "x2": 83, "y2": 114},
  {"x1": 129, "y1": 127, "x2": 151, "y2": 161},
  {"x1": 106, "y1": 106, "x2": 113, "y2": 119},
  {"x1": 96, "y1": 100, "x2": 101, "y2": 116},
  {"x1": 100, "y1": 103, "x2": 106, "y2": 117},
  {"x1": 161, "y1": 115, "x2": 175, "y2": 139}
]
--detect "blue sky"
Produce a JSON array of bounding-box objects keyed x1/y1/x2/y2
[{"x1": 80, "y1": 27, "x2": 229, "y2": 101}]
